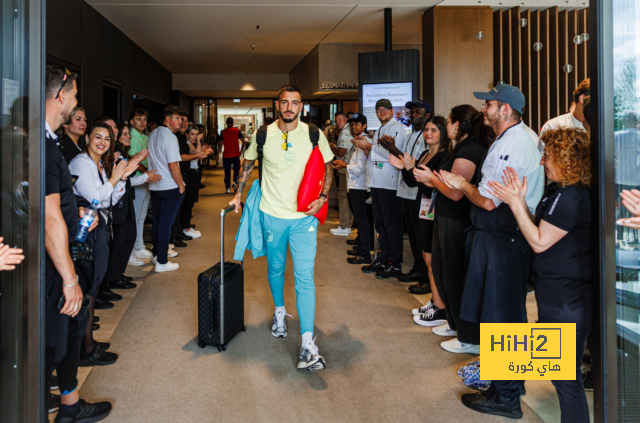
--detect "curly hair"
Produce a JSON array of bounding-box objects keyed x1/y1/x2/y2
[{"x1": 541, "y1": 127, "x2": 591, "y2": 188}]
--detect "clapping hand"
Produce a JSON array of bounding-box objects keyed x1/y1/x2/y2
[
  {"x1": 487, "y1": 167, "x2": 528, "y2": 207},
  {"x1": 413, "y1": 165, "x2": 433, "y2": 184},
  {"x1": 379, "y1": 135, "x2": 403, "y2": 158},
  {"x1": 332, "y1": 159, "x2": 347, "y2": 170},
  {"x1": 146, "y1": 169, "x2": 162, "y2": 183},
  {"x1": 618, "y1": 189, "x2": 640, "y2": 229},
  {"x1": 130, "y1": 148, "x2": 149, "y2": 163},
  {"x1": 0, "y1": 237, "x2": 24, "y2": 271},
  {"x1": 388, "y1": 154, "x2": 404, "y2": 170},
  {"x1": 402, "y1": 152, "x2": 415, "y2": 170},
  {"x1": 439, "y1": 170, "x2": 467, "y2": 190},
  {"x1": 122, "y1": 155, "x2": 144, "y2": 179}
]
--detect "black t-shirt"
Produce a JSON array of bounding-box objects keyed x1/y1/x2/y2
[
  {"x1": 434, "y1": 138, "x2": 487, "y2": 220},
  {"x1": 58, "y1": 133, "x2": 86, "y2": 164},
  {"x1": 176, "y1": 131, "x2": 191, "y2": 173},
  {"x1": 46, "y1": 133, "x2": 79, "y2": 243},
  {"x1": 533, "y1": 183, "x2": 592, "y2": 309}
]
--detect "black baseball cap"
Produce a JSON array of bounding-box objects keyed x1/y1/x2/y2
[
  {"x1": 473, "y1": 84, "x2": 526, "y2": 114},
  {"x1": 347, "y1": 113, "x2": 367, "y2": 125},
  {"x1": 405, "y1": 100, "x2": 432, "y2": 114}
]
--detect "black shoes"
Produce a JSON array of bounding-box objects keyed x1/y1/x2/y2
[
  {"x1": 93, "y1": 316, "x2": 99, "y2": 323},
  {"x1": 397, "y1": 269, "x2": 428, "y2": 283},
  {"x1": 346, "y1": 239, "x2": 359, "y2": 246},
  {"x1": 348, "y1": 256, "x2": 372, "y2": 265},
  {"x1": 176, "y1": 233, "x2": 192, "y2": 241},
  {"x1": 50, "y1": 375, "x2": 59, "y2": 391},
  {"x1": 199, "y1": 183, "x2": 206, "y2": 189},
  {"x1": 376, "y1": 264, "x2": 402, "y2": 279},
  {"x1": 172, "y1": 239, "x2": 188, "y2": 248},
  {"x1": 49, "y1": 393, "x2": 60, "y2": 414},
  {"x1": 79, "y1": 346, "x2": 118, "y2": 367},
  {"x1": 109, "y1": 279, "x2": 137, "y2": 290},
  {"x1": 409, "y1": 282, "x2": 432, "y2": 295},
  {"x1": 96, "y1": 341, "x2": 111, "y2": 351},
  {"x1": 361, "y1": 259, "x2": 387, "y2": 274},
  {"x1": 461, "y1": 391, "x2": 523, "y2": 419},
  {"x1": 347, "y1": 247, "x2": 359, "y2": 256},
  {"x1": 53, "y1": 399, "x2": 112, "y2": 423},
  {"x1": 94, "y1": 298, "x2": 114, "y2": 310},
  {"x1": 121, "y1": 274, "x2": 133, "y2": 282},
  {"x1": 98, "y1": 288, "x2": 122, "y2": 302},
  {"x1": 93, "y1": 324, "x2": 99, "y2": 331}
]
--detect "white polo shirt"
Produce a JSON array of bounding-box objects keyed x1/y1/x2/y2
[
  {"x1": 368, "y1": 119, "x2": 408, "y2": 191},
  {"x1": 478, "y1": 122, "x2": 545, "y2": 213},
  {"x1": 397, "y1": 129, "x2": 425, "y2": 200},
  {"x1": 539, "y1": 112, "x2": 584, "y2": 137},
  {"x1": 148, "y1": 126, "x2": 182, "y2": 191}
]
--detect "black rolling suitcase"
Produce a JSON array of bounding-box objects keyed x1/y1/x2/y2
[{"x1": 197, "y1": 205, "x2": 245, "y2": 351}]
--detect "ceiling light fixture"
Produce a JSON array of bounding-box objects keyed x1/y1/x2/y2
[{"x1": 476, "y1": 9, "x2": 484, "y2": 41}]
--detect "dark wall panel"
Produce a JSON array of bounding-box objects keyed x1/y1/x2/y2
[
  {"x1": 548, "y1": 7, "x2": 559, "y2": 118},
  {"x1": 530, "y1": 11, "x2": 540, "y2": 132},
  {"x1": 133, "y1": 45, "x2": 145, "y2": 94},
  {"x1": 143, "y1": 56, "x2": 152, "y2": 99},
  {"x1": 521, "y1": 10, "x2": 531, "y2": 127},
  {"x1": 103, "y1": 23, "x2": 123, "y2": 82},
  {"x1": 539, "y1": 8, "x2": 550, "y2": 126},
  {"x1": 493, "y1": 10, "x2": 502, "y2": 84},
  {"x1": 559, "y1": 10, "x2": 569, "y2": 113},
  {"x1": 81, "y1": 3, "x2": 104, "y2": 121},
  {"x1": 46, "y1": 0, "x2": 82, "y2": 66},
  {"x1": 501, "y1": 9, "x2": 512, "y2": 84},
  {"x1": 509, "y1": 7, "x2": 521, "y2": 89},
  {"x1": 568, "y1": 10, "x2": 579, "y2": 97},
  {"x1": 422, "y1": 9, "x2": 435, "y2": 108},
  {"x1": 121, "y1": 38, "x2": 135, "y2": 123}
]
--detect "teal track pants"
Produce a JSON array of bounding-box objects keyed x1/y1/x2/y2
[{"x1": 263, "y1": 214, "x2": 318, "y2": 335}]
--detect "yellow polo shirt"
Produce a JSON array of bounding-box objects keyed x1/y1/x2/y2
[{"x1": 244, "y1": 121, "x2": 334, "y2": 219}]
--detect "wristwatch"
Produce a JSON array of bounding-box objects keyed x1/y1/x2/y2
[{"x1": 319, "y1": 194, "x2": 328, "y2": 200}]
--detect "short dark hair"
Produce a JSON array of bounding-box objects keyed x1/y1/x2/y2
[
  {"x1": 265, "y1": 117, "x2": 274, "y2": 125},
  {"x1": 94, "y1": 115, "x2": 115, "y2": 125},
  {"x1": 164, "y1": 105, "x2": 184, "y2": 119},
  {"x1": 129, "y1": 109, "x2": 148, "y2": 121},
  {"x1": 346, "y1": 111, "x2": 354, "y2": 118},
  {"x1": 573, "y1": 79, "x2": 590, "y2": 104},
  {"x1": 46, "y1": 64, "x2": 78, "y2": 100},
  {"x1": 187, "y1": 115, "x2": 193, "y2": 123},
  {"x1": 278, "y1": 85, "x2": 302, "y2": 100},
  {"x1": 335, "y1": 111, "x2": 347, "y2": 120},
  {"x1": 582, "y1": 96, "x2": 591, "y2": 125},
  {"x1": 226, "y1": 117, "x2": 234, "y2": 127}
]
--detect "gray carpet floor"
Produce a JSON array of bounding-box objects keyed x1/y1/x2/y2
[{"x1": 79, "y1": 167, "x2": 543, "y2": 423}]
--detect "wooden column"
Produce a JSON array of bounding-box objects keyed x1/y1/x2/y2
[
  {"x1": 530, "y1": 10, "x2": 541, "y2": 131},
  {"x1": 559, "y1": 10, "x2": 569, "y2": 113},
  {"x1": 521, "y1": 9, "x2": 531, "y2": 127}
]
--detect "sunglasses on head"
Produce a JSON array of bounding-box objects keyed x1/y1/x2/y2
[{"x1": 55, "y1": 67, "x2": 72, "y2": 99}]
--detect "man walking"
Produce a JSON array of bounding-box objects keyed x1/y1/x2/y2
[
  {"x1": 129, "y1": 109, "x2": 154, "y2": 261},
  {"x1": 330, "y1": 111, "x2": 355, "y2": 236},
  {"x1": 396, "y1": 100, "x2": 431, "y2": 291},
  {"x1": 361, "y1": 99, "x2": 408, "y2": 279},
  {"x1": 229, "y1": 85, "x2": 334, "y2": 371},
  {"x1": 218, "y1": 117, "x2": 245, "y2": 193},
  {"x1": 440, "y1": 84, "x2": 544, "y2": 418},
  {"x1": 148, "y1": 105, "x2": 186, "y2": 272}
]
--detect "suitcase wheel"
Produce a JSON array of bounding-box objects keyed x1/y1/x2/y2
[
  {"x1": 217, "y1": 345, "x2": 222, "y2": 352},
  {"x1": 242, "y1": 326, "x2": 246, "y2": 332},
  {"x1": 221, "y1": 344, "x2": 226, "y2": 351},
  {"x1": 198, "y1": 341, "x2": 206, "y2": 349}
]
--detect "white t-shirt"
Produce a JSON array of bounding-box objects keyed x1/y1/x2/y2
[
  {"x1": 539, "y1": 112, "x2": 584, "y2": 137},
  {"x1": 368, "y1": 119, "x2": 408, "y2": 191},
  {"x1": 478, "y1": 122, "x2": 545, "y2": 214},
  {"x1": 148, "y1": 126, "x2": 182, "y2": 191},
  {"x1": 397, "y1": 129, "x2": 425, "y2": 200}
]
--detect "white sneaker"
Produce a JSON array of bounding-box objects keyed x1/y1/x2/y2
[
  {"x1": 169, "y1": 244, "x2": 174, "y2": 249},
  {"x1": 330, "y1": 227, "x2": 351, "y2": 236},
  {"x1": 412, "y1": 300, "x2": 433, "y2": 316},
  {"x1": 297, "y1": 338, "x2": 326, "y2": 371},
  {"x1": 440, "y1": 338, "x2": 480, "y2": 354},
  {"x1": 271, "y1": 309, "x2": 292, "y2": 338},
  {"x1": 184, "y1": 229, "x2": 201, "y2": 238},
  {"x1": 432, "y1": 323, "x2": 457, "y2": 337},
  {"x1": 155, "y1": 261, "x2": 179, "y2": 272},
  {"x1": 128, "y1": 254, "x2": 144, "y2": 266},
  {"x1": 226, "y1": 188, "x2": 231, "y2": 193},
  {"x1": 167, "y1": 249, "x2": 178, "y2": 258},
  {"x1": 133, "y1": 248, "x2": 153, "y2": 259},
  {"x1": 151, "y1": 256, "x2": 157, "y2": 264}
]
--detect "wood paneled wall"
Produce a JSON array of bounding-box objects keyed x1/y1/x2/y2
[{"x1": 493, "y1": 7, "x2": 589, "y2": 133}]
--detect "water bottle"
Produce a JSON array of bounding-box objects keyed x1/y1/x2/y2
[{"x1": 76, "y1": 199, "x2": 99, "y2": 242}]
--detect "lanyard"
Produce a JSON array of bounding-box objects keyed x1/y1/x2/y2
[{"x1": 408, "y1": 130, "x2": 424, "y2": 158}]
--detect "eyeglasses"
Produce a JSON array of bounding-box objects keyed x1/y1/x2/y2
[
  {"x1": 281, "y1": 131, "x2": 289, "y2": 151},
  {"x1": 55, "y1": 67, "x2": 72, "y2": 99}
]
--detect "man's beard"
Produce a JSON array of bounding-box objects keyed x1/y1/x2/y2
[
  {"x1": 484, "y1": 110, "x2": 500, "y2": 130},
  {"x1": 279, "y1": 109, "x2": 299, "y2": 123}
]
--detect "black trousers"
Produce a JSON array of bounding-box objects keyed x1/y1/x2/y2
[
  {"x1": 75, "y1": 218, "x2": 110, "y2": 297},
  {"x1": 537, "y1": 299, "x2": 592, "y2": 423},
  {"x1": 181, "y1": 170, "x2": 199, "y2": 229},
  {"x1": 347, "y1": 190, "x2": 357, "y2": 231},
  {"x1": 104, "y1": 218, "x2": 137, "y2": 283},
  {"x1": 350, "y1": 189, "x2": 372, "y2": 259},
  {"x1": 432, "y1": 215, "x2": 480, "y2": 344},
  {"x1": 151, "y1": 188, "x2": 184, "y2": 264},
  {"x1": 223, "y1": 157, "x2": 240, "y2": 189},
  {"x1": 402, "y1": 197, "x2": 428, "y2": 274},
  {"x1": 371, "y1": 188, "x2": 403, "y2": 265},
  {"x1": 171, "y1": 176, "x2": 188, "y2": 240}
]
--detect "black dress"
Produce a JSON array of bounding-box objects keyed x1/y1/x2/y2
[
  {"x1": 58, "y1": 133, "x2": 86, "y2": 164},
  {"x1": 401, "y1": 150, "x2": 448, "y2": 253}
]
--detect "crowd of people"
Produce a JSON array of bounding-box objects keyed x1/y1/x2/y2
[
  {"x1": 41, "y1": 64, "x2": 212, "y2": 422},
  {"x1": 322, "y1": 79, "x2": 597, "y2": 421}
]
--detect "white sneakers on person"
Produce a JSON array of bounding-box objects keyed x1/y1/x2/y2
[
  {"x1": 184, "y1": 229, "x2": 201, "y2": 239},
  {"x1": 412, "y1": 300, "x2": 433, "y2": 316},
  {"x1": 167, "y1": 249, "x2": 179, "y2": 258},
  {"x1": 413, "y1": 305, "x2": 447, "y2": 327},
  {"x1": 155, "y1": 261, "x2": 179, "y2": 272},
  {"x1": 128, "y1": 254, "x2": 144, "y2": 267},
  {"x1": 440, "y1": 338, "x2": 480, "y2": 354},
  {"x1": 169, "y1": 244, "x2": 174, "y2": 249},
  {"x1": 226, "y1": 188, "x2": 231, "y2": 194},
  {"x1": 271, "y1": 308, "x2": 292, "y2": 338},
  {"x1": 297, "y1": 337, "x2": 326, "y2": 371},
  {"x1": 330, "y1": 227, "x2": 351, "y2": 236},
  {"x1": 432, "y1": 323, "x2": 457, "y2": 337},
  {"x1": 133, "y1": 248, "x2": 153, "y2": 259}
]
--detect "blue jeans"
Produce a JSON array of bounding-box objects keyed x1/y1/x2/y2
[
  {"x1": 263, "y1": 214, "x2": 318, "y2": 335},
  {"x1": 223, "y1": 156, "x2": 240, "y2": 189},
  {"x1": 150, "y1": 188, "x2": 184, "y2": 264}
]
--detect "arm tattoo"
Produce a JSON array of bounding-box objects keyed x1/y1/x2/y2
[
  {"x1": 236, "y1": 159, "x2": 256, "y2": 195},
  {"x1": 322, "y1": 163, "x2": 333, "y2": 196}
]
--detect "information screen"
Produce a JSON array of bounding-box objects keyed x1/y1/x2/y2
[{"x1": 361, "y1": 82, "x2": 413, "y2": 133}]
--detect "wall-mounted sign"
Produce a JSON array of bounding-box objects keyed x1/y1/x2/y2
[{"x1": 321, "y1": 82, "x2": 358, "y2": 90}]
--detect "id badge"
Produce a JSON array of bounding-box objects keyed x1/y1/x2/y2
[
  {"x1": 375, "y1": 162, "x2": 384, "y2": 169},
  {"x1": 284, "y1": 152, "x2": 295, "y2": 166},
  {"x1": 419, "y1": 195, "x2": 434, "y2": 220}
]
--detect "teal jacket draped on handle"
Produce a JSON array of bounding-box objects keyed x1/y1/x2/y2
[{"x1": 234, "y1": 180, "x2": 266, "y2": 261}]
